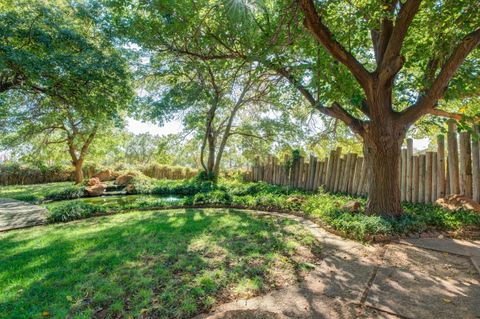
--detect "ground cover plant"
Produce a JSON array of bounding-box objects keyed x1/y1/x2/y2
[
  {"x1": 19, "y1": 176, "x2": 478, "y2": 241},
  {"x1": 0, "y1": 208, "x2": 321, "y2": 319}
]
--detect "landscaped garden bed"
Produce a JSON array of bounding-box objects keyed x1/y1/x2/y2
[{"x1": 2, "y1": 177, "x2": 478, "y2": 242}]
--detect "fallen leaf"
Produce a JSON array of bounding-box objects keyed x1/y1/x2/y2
[
  {"x1": 443, "y1": 298, "x2": 452, "y2": 303},
  {"x1": 42, "y1": 311, "x2": 50, "y2": 317}
]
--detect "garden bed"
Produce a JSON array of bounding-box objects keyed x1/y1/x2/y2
[{"x1": 1, "y1": 179, "x2": 479, "y2": 241}]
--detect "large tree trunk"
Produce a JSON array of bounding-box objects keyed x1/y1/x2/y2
[
  {"x1": 73, "y1": 159, "x2": 84, "y2": 184},
  {"x1": 207, "y1": 133, "x2": 216, "y2": 175},
  {"x1": 363, "y1": 123, "x2": 405, "y2": 217}
]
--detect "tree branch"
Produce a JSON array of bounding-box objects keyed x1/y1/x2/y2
[
  {"x1": 228, "y1": 131, "x2": 273, "y2": 142},
  {"x1": 275, "y1": 66, "x2": 366, "y2": 136},
  {"x1": 427, "y1": 109, "x2": 463, "y2": 120},
  {"x1": 371, "y1": 0, "x2": 398, "y2": 64},
  {"x1": 299, "y1": 0, "x2": 372, "y2": 89},
  {"x1": 380, "y1": 0, "x2": 421, "y2": 69},
  {"x1": 400, "y1": 27, "x2": 480, "y2": 124}
]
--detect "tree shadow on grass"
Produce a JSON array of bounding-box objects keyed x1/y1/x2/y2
[
  {"x1": 0, "y1": 208, "x2": 318, "y2": 319},
  {"x1": 2, "y1": 209, "x2": 478, "y2": 319},
  {"x1": 201, "y1": 229, "x2": 480, "y2": 319}
]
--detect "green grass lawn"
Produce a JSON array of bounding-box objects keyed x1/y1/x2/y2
[
  {"x1": 0, "y1": 182, "x2": 75, "y2": 203},
  {"x1": 0, "y1": 208, "x2": 321, "y2": 319}
]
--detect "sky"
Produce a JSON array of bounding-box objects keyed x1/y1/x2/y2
[
  {"x1": 126, "y1": 117, "x2": 431, "y2": 150},
  {"x1": 126, "y1": 117, "x2": 183, "y2": 136}
]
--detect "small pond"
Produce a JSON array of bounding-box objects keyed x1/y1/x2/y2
[{"x1": 45, "y1": 194, "x2": 184, "y2": 209}]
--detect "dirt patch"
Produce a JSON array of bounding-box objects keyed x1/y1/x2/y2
[{"x1": 215, "y1": 310, "x2": 285, "y2": 319}]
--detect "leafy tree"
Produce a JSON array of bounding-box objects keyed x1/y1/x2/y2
[
  {"x1": 1, "y1": 92, "x2": 127, "y2": 183},
  {"x1": 1, "y1": 1, "x2": 132, "y2": 183},
  {"x1": 133, "y1": 49, "x2": 279, "y2": 178},
  {"x1": 107, "y1": 0, "x2": 479, "y2": 216}
]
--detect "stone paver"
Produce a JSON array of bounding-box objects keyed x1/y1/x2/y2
[
  {"x1": 398, "y1": 237, "x2": 480, "y2": 257},
  {"x1": 196, "y1": 210, "x2": 480, "y2": 319},
  {"x1": 0, "y1": 198, "x2": 47, "y2": 231}
]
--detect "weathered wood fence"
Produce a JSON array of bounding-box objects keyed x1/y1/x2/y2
[{"x1": 244, "y1": 122, "x2": 480, "y2": 203}]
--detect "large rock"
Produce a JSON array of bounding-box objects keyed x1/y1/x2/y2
[
  {"x1": 85, "y1": 178, "x2": 107, "y2": 196},
  {"x1": 86, "y1": 177, "x2": 101, "y2": 186},
  {"x1": 115, "y1": 173, "x2": 136, "y2": 186},
  {"x1": 93, "y1": 169, "x2": 117, "y2": 182},
  {"x1": 125, "y1": 184, "x2": 135, "y2": 194},
  {"x1": 435, "y1": 195, "x2": 480, "y2": 213}
]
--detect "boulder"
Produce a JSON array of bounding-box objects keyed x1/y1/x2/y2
[
  {"x1": 435, "y1": 195, "x2": 480, "y2": 213},
  {"x1": 86, "y1": 177, "x2": 101, "y2": 186},
  {"x1": 342, "y1": 201, "x2": 361, "y2": 213},
  {"x1": 85, "y1": 182, "x2": 107, "y2": 196},
  {"x1": 93, "y1": 169, "x2": 117, "y2": 182},
  {"x1": 115, "y1": 173, "x2": 136, "y2": 186},
  {"x1": 125, "y1": 184, "x2": 135, "y2": 194}
]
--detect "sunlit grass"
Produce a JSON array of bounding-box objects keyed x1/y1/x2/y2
[
  {"x1": 0, "y1": 208, "x2": 321, "y2": 319},
  {"x1": 0, "y1": 182, "x2": 74, "y2": 203}
]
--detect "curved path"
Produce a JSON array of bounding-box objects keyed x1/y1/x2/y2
[
  {"x1": 0, "y1": 203, "x2": 478, "y2": 318},
  {"x1": 196, "y1": 210, "x2": 480, "y2": 319},
  {"x1": 0, "y1": 198, "x2": 47, "y2": 231}
]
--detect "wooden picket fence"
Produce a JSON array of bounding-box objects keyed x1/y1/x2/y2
[
  {"x1": 141, "y1": 164, "x2": 198, "y2": 180},
  {"x1": 244, "y1": 122, "x2": 480, "y2": 204}
]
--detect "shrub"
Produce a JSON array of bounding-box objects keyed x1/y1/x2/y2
[
  {"x1": 227, "y1": 181, "x2": 291, "y2": 196},
  {"x1": 193, "y1": 170, "x2": 217, "y2": 182},
  {"x1": 44, "y1": 186, "x2": 85, "y2": 201},
  {"x1": 192, "y1": 190, "x2": 232, "y2": 205},
  {"x1": 47, "y1": 202, "x2": 104, "y2": 223},
  {"x1": 11, "y1": 194, "x2": 41, "y2": 203},
  {"x1": 127, "y1": 174, "x2": 157, "y2": 194},
  {"x1": 150, "y1": 180, "x2": 216, "y2": 196}
]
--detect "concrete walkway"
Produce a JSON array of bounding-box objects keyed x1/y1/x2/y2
[
  {"x1": 0, "y1": 198, "x2": 47, "y2": 231},
  {"x1": 197, "y1": 210, "x2": 480, "y2": 319},
  {"x1": 398, "y1": 237, "x2": 480, "y2": 275}
]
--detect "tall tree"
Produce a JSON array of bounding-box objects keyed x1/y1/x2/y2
[
  {"x1": 134, "y1": 50, "x2": 278, "y2": 177},
  {"x1": 1, "y1": 1, "x2": 132, "y2": 183},
  {"x1": 108, "y1": 0, "x2": 479, "y2": 216}
]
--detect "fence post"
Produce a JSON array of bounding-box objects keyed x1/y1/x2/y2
[
  {"x1": 419, "y1": 154, "x2": 426, "y2": 203},
  {"x1": 459, "y1": 131, "x2": 472, "y2": 198},
  {"x1": 297, "y1": 156, "x2": 305, "y2": 188},
  {"x1": 447, "y1": 121, "x2": 460, "y2": 194},
  {"x1": 407, "y1": 138, "x2": 413, "y2": 202},
  {"x1": 334, "y1": 156, "x2": 344, "y2": 193},
  {"x1": 341, "y1": 154, "x2": 351, "y2": 192},
  {"x1": 319, "y1": 158, "x2": 327, "y2": 187},
  {"x1": 347, "y1": 153, "x2": 357, "y2": 194},
  {"x1": 472, "y1": 125, "x2": 480, "y2": 202},
  {"x1": 325, "y1": 150, "x2": 335, "y2": 191},
  {"x1": 437, "y1": 135, "x2": 446, "y2": 199},
  {"x1": 401, "y1": 148, "x2": 407, "y2": 201},
  {"x1": 352, "y1": 157, "x2": 363, "y2": 195},
  {"x1": 412, "y1": 156, "x2": 419, "y2": 203},
  {"x1": 425, "y1": 152, "x2": 433, "y2": 203},
  {"x1": 302, "y1": 161, "x2": 309, "y2": 189},
  {"x1": 308, "y1": 155, "x2": 317, "y2": 190}
]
